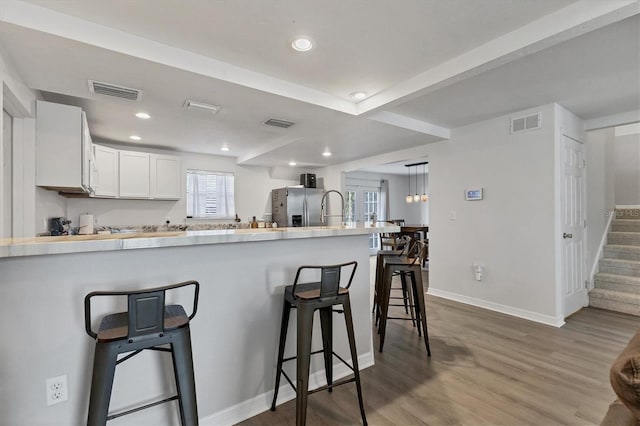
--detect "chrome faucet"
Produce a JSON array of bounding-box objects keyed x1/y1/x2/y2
[{"x1": 320, "y1": 190, "x2": 345, "y2": 224}]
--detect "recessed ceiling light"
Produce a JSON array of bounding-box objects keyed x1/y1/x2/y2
[
  {"x1": 351, "y1": 92, "x2": 367, "y2": 101},
  {"x1": 135, "y1": 112, "x2": 150, "y2": 119},
  {"x1": 129, "y1": 135, "x2": 142, "y2": 141},
  {"x1": 221, "y1": 145, "x2": 230, "y2": 152},
  {"x1": 291, "y1": 36, "x2": 313, "y2": 52},
  {"x1": 288, "y1": 161, "x2": 297, "y2": 166},
  {"x1": 322, "y1": 150, "x2": 331, "y2": 157}
]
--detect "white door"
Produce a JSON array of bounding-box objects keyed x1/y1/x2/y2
[
  {"x1": 561, "y1": 135, "x2": 587, "y2": 317},
  {"x1": 346, "y1": 185, "x2": 380, "y2": 253}
]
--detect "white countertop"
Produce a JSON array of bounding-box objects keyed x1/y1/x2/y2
[{"x1": 0, "y1": 222, "x2": 399, "y2": 258}]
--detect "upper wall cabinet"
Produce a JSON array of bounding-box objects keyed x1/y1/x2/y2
[
  {"x1": 150, "y1": 154, "x2": 181, "y2": 200},
  {"x1": 119, "y1": 150, "x2": 150, "y2": 199},
  {"x1": 36, "y1": 101, "x2": 95, "y2": 194},
  {"x1": 93, "y1": 145, "x2": 119, "y2": 198}
]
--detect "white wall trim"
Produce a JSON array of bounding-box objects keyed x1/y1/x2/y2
[
  {"x1": 616, "y1": 205, "x2": 640, "y2": 209},
  {"x1": 428, "y1": 289, "x2": 565, "y2": 328},
  {"x1": 200, "y1": 351, "x2": 375, "y2": 426},
  {"x1": 589, "y1": 211, "x2": 615, "y2": 290}
]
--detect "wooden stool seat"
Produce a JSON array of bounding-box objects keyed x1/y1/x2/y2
[{"x1": 96, "y1": 305, "x2": 189, "y2": 342}]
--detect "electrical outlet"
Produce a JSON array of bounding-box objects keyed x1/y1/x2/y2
[{"x1": 46, "y1": 375, "x2": 68, "y2": 406}]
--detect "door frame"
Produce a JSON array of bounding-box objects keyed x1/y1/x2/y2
[{"x1": 345, "y1": 182, "x2": 381, "y2": 254}]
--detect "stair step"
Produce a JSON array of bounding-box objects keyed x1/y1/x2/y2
[
  {"x1": 589, "y1": 288, "x2": 640, "y2": 316},
  {"x1": 612, "y1": 219, "x2": 640, "y2": 232},
  {"x1": 594, "y1": 273, "x2": 640, "y2": 292},
  {"x1": 615, "y1": 209, "x2": 640, "y2": 220},
  {"x1": 604, "y1": 245, "x2": 640, "y2": 261},
  {"x1": 599, "y1": 258, "x2": 640, "y2": 277},
  {"x1": 608, "y1": 232, "x2": 640, "y2": 247}
]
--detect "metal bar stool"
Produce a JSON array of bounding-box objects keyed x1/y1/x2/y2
[
  {"x1": 378, "y1": 241, "x2": 431, "y2": 356},
  {"x1": 84, "y1": 280, "x2": 200, "y2": 425},
  {"x1": 270, "y1": 261, "x2": 367, "y2": 426},
  {"x1": 373, "y1": 236, "x2": 414, "y2": 327}
]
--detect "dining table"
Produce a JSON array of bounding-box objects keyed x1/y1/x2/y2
[{"x1": 400, "y1": 224, "x2": 429, "y2": 241}]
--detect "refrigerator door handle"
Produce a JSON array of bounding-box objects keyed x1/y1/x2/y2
[{"x1": 303, "y1": 197, "x2": 308, "y2": 226}]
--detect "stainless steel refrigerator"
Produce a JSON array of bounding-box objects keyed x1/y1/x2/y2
[{"x1": 272, "y1": 187, "x2": 325, "y2": 227}]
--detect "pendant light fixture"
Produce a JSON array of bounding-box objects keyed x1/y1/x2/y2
[
  {"x1": 421, "y1": 163, "x2": 429, "y2": 202},
  {"x1": 413, "y1": 166, "x2": 420, "y2": 202},
  {"x1": 405, "y1": 161, "x2": 429, "y2": 204},
  {"x1": 405, "y1": 165, "x2": 413, "y2": 203}
]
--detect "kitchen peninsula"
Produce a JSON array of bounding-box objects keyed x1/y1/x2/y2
[{"x1": 0, "y1": 223, "x2": 397, "y2": 425}]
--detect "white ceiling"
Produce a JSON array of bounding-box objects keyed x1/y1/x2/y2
[{"x1": 0, "y1": 0, "x2": 638, "y2": 171}]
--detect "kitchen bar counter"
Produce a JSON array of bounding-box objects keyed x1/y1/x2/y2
[
  {"x1": 0, "y1": 222, "x2": 399, "y2": 258},
  {"x1": 0, "y1": 222, "x2": 396, "y2": 425}
]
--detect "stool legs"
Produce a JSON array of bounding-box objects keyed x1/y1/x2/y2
[
  {"x1": 342, "y1": 298, "x2": 368, "y2": 426},
  {"x1": 378, "y1": 265, "x2": 395, "y2": 352},
  {"x1": 319, "y1": 307, "x2": 333, "y2": 392},
  {"x1": 409, "y1": 270, "x2": 431, "y2": 356},
  {"x1": 378, "y1": 264, "x2": 430, "y2": 356},
  {"x1": 296, "y1": 305, "x2": 315, "y2": 426},
  {"x1": 87, "y1": 343, "x2": 118, "y2": 425},
  {"x1": 271, "y1": 300, "x2": 292, "y2": 411},
  {"x1": 171, "y1": 328, "x2": 199, "y2": 426}
]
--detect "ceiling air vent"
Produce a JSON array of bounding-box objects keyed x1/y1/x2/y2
[
  {"x1": 264, "y1": 118, "x2": 295, "y2": 129},
  {"x1": 510, "y1": 112, "x2": 541, "y2": 134},
  {"x1": 88, "y1": 80, "x2": 142, "y2": 101}
]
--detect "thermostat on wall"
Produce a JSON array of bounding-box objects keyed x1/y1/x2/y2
[{"x1": 465, "y1": 188, "x2": 483, "y2": 201}]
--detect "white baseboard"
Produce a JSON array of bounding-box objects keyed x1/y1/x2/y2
[
  {"x1": 200, "y1": 351, "x2": 375, "y2": 426},
  {"x1": 427, "y1": 288, "x2": 565, "y2": 328},
  {"x1": 616, "y1": 205, "x2": 640, "y2": 209}
]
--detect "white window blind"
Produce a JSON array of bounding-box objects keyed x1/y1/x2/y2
[{"x1": 186, "y1": 170, "x2": 235, "y2": 219}]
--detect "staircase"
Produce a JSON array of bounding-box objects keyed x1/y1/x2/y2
[{"x1": 589, "y1": 209, "x2": 640, "y2": 316}]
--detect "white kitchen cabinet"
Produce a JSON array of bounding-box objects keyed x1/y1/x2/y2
[
  {"x1": 93, "y1": 145, "x2": 119, "y2": 198},
  {"x1": 150, "y1": 154, "x2": 181, "y2": 200},
  {"x1": 36, "y1": 101, "x2": 95, "y2": 194},
  {"x1": 119, "y1": 150, "x2": 150, "y2": 198}
]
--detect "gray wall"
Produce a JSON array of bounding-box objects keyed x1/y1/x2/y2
[
  {"x1": 586, "y1": 128, "x2": 616, "y2": 282},
  {"x1": 614, "y1": 132, "x2": 640, "y2": 206}
]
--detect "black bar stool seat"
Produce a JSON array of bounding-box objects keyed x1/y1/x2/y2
[
  {"x1": 84, "y1": 280, "x2": 200, "y2": 426},
  {"x1": 271, "y1": 261, "x2": 367, "y2": 426}
]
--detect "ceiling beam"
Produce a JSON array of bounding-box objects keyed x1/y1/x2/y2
[
  {"x1": 0, "y1": 0, "x2": 358, "y2": 115},
  {"x1": 355, "y1": 0, "x2": 640, "y2": 115},
  {"x1": 584, "y1": 109, "x2": 640, "y2": 131},
  {"x1": 366, "y1": 111, "x2": 450, "y2": 139}
]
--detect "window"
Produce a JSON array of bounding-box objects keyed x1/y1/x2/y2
[{"x1": 186, "y1": 170, "x2": 235, "y2": 219}]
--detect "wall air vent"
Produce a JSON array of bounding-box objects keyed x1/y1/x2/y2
[
  {"x1": 183, "y1": 100, "x2": 221, "y2": 114},
  {"x1": 264, "y1": 118, "x2": 295, "y2": 128},
  {"x1": 88, "y1": 80, "x2": 142, "y2": 101},
  {"x1": 510, "y1": 112, "x2": 541, "y2": 134}
]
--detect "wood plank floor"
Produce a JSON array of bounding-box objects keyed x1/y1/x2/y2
[{"x1": 239, "y1": 269, "x2": 639, "y2": 426}]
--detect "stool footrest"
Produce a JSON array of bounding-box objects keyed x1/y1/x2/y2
[
  {"x1": 308, "y1": 376, "x2": 356, "y2": 395},
  {"x1": 278, "y1": 350, "x2": 357, "y2": 394},
  {"x1": 106, "y1": 395, "x2": 179, "y2": 421}
]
